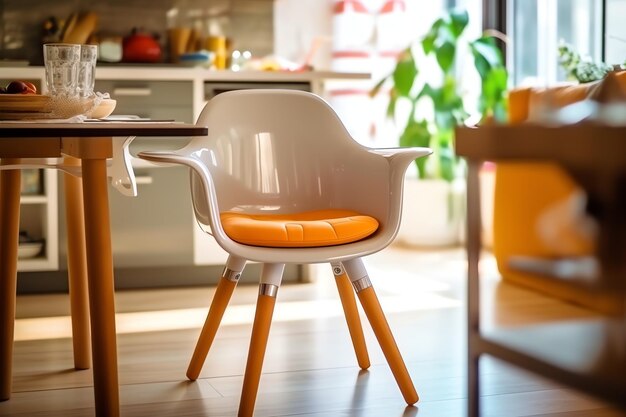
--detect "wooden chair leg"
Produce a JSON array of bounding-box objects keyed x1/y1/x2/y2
[
  {"x1": 239, "y1": 263, "x2": 283, "y2": 417},
  {"x1": 343, "y1": 258, "x2": 418, "y2": 405},
  {"x1": 186, "y1": 276, "x2": 239, "y2": 380},
  {"x1": 0, "y1": 163, "x2": 21, "y2": 401},
  {"x1": 357, "y1": 286, "x2": 418, "y2": 404},
  {"x1": 331, "y1": 263, "x2": 370, "y2": 369},
  {"x1": 239, "y1": 291, "x2": 276, "y2": 417}
]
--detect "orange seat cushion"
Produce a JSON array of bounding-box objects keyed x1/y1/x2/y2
[{"x1": 220, "y1": 209, "x2": 379, "y2": 247}]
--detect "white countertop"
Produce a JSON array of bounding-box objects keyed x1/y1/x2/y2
[
  {"x1": 1, "y1": 65, "x2": 369, "y2": 83},
  {"x1": 1, "y1": 65, "x2": 369, "y2": 127}
]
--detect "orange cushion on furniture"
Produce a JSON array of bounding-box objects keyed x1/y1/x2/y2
[
  {"x1": 220, "y1": 209, "x2": 379, "y2": 247},
  {"x1": 492, "y1": 73, "x2": 626, "y2": 315}
]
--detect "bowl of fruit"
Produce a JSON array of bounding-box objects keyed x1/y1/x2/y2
[{"x1": 0, "y1": 80, "x2": 51, "y2": 118}]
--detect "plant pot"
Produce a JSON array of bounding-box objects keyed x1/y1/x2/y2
[{"x1": 396, "y1": 178, "x2": 465, "y2": 247}]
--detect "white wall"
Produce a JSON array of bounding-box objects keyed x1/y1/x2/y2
[{"x1": 274, "y1": 0, "x2": 334, "y2": 70}]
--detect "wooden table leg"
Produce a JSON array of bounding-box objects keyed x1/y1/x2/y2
[
  {"x1": 0, "y1": 160, "x2": 21, "y2": 401},
  {"x1": 63, "y1": 157, "x2": 91, "y2": 370},
  {"x1": 80, "y1": 158, "x2": 120, "y2": 417},
  {"x1": 466, "y1": 160, "x2": 482, "y2": 417}
]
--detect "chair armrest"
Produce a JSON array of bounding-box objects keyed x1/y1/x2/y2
[
  {"x1": 108, "y1": 136, "x2": 137, "y2": 197},
  {"x1": 364, "y1": 147, "x2": 432, "y2": 242},
  {"x1": 368, "y1": 147, "x2": 432, "y2": 169},
  {"x1": 138, "y1": 149, "x2": 226, "y2": 240},
  {"x1": 369, "y1": 147, "x2": 432, "y2": 186},
  {"x1": 136, "y1": 150, "x2": 187, "y2": 167}
]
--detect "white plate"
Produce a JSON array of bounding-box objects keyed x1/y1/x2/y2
[{"x1": 18, "y1": 242, "x2": 43, "y2": 259}]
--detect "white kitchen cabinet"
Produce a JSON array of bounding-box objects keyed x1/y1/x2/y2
[{"x1": 17, "y1": 168, "x2": 59, "y2": 272}]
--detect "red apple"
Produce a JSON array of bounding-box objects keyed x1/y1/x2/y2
[
  {"x1": 6, "y1": 81, "x2": 37, "y2": 94},
  {"x1": 23, "y1": 81, "x2": 37, "y2": 94}
]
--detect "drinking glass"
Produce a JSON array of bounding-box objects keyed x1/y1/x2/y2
[
  {"x1": 78, "y1": 44, "x2": 98, "y2": 98},
  {"x1": 43, "y1": 43, "x2": 80, "y2": 97}
]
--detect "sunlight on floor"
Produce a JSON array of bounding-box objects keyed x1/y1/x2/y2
[
  {"x1": 16, "y1": 247, "x2": 493, "y2": 342},
  {"x1": 14, "y1": 292, "x2": 460, "y2": 341}
]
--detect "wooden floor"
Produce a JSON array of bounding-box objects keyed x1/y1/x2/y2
[{"x1": 2, "y1": 246, "x2": 625, "y2": 417}]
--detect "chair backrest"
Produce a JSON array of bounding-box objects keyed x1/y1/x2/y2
[{"x1": 186, "y1": 89, "x2": 392, "y2": 230}]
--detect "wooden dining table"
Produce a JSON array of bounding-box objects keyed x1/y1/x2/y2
[
  {"x1": 456, "y1": 122, "x2": 626, "y2": 417},
  {"x1": 0, "y1": 121, "x2": 208, "y2": 417}
]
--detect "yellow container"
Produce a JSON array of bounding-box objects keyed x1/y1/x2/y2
[{"x1": 205, "y1": 36, "x2": 227, "y2": 69}]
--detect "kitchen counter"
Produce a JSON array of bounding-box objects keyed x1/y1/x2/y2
[
  {"x1": 2, "y1": 66, "x2": 369, "y2": 119},
  {"x1": 1, "y1": 65, "x2": 368, "y2": 84}
]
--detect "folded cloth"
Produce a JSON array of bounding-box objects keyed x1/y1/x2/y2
[{"x1": 0, "y1": 115, "x2": 87, "y2": 123}]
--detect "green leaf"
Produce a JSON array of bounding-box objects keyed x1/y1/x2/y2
[
  {"x1": 448, "y1": 8, "x2": 469, "y2": 38},
  {"x1": 416, "y1": 83, "x2": 434, "y2": 100},
  {"x1": 399, "y1": 118, "x2": 430, "y2": 148},
  {"x1": 426, "y1": 76, "x2": 465, "y2": 118},
  {"x1": 386, "y1": 90, "x2": 397, "y2": 118},
  {"x1": 493, "y1": 100, "x2": 508, "y2": 123},
  {"x1": 399, "y1": 118, "x2": 431, "y2": 178},
  {"x1": 392, "y1": 49, "x2": 418, "y2": 97},
  {"x1": 484, "y1": 67, "x2": 508, "y2": 95},
  {"x1": 369, "y1": 75, "x2": 388, "y2": 98},
  {"x1": 422, "y1": 18, "x2": 444, "y2": 54},
  {"x1": 479, "y1": 67, "x2": 508, "y2": 121},
  {"x1": 470, "y1": 37, "x2": 503, "y2": 74},
  {"x1": 422, "y1": 33, "x2": 437, "y2": 55},
  {"x1": 438, "y1": 147, "x2": 455, "y2": 182},
  {"x1": 435, "y1": 41, "x2": 456, "y2": 73},
  {"x1": 435, "y1": 111, "x2": 456, "y2": 131},
  {"x1": 440, "y1": 76, "x2": 462, "y2": 109}
]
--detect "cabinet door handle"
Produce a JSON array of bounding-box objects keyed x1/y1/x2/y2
[
  {"x1": 135, "y1": 175, "x2": 153, "y2": 185},
  {"x1": 113, "y1": 87, "x2": 152, "y2": 96}
]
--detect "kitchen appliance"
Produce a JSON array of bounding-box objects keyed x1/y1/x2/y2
[
  {"x1": 98, "y1": 36, "x2": 123, "y2": 63},
  {"x1": 123, "y1": 30, "x2": 162, "y2": 63}
]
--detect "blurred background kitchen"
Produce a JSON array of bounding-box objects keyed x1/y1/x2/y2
[
  {"x1": 0, "y1": 0, "x2": 437, "y2": 294},
  {"x1": 0, "y1": 0, "x2": 621, "y2": 293},
  {"x1": 0, "y1": 0, "x2": 273, "y2": 66}
]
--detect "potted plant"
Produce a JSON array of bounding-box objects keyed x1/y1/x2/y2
[
  {"x1": 372, "y1": 8, "x2": 508, "y2": 246},
  {"x1": 557, "y1": 41, "x2": 617, "y2": 83}
]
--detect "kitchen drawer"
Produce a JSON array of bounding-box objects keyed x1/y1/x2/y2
[{"x1": 95, "y1": 80, "x2": 193, "y2": 107}]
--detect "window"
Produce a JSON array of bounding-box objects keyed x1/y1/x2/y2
[{"x1": 507, "y1": 0, "x2": 603, "y2": 86}]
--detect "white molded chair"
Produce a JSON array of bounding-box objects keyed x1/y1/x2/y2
[{"x1": 138, "y1": 89, "x2": 431, "y2": 416}]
